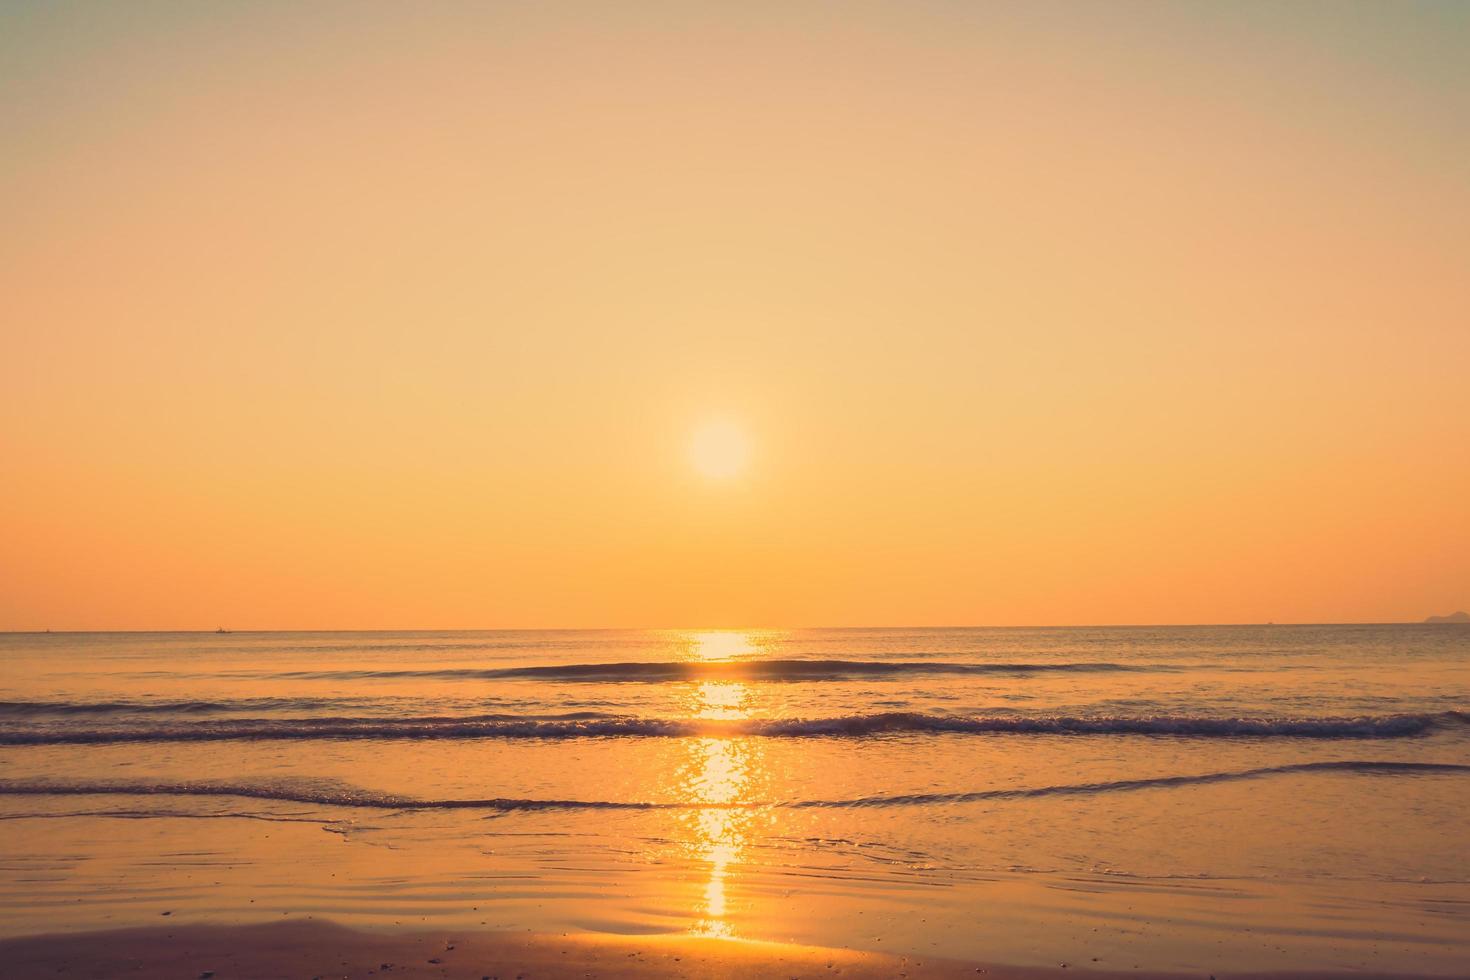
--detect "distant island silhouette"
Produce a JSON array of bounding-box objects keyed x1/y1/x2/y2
[{"x1": 1424, "y1": 611, "x2": 1470, "y2": 624}]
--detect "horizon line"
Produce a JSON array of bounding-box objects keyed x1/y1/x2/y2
[{"x1": 3, "y1": 619, "x2": 1464, "y2": 635}]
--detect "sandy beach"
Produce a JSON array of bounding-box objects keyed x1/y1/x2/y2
[{"x1": 3, "y1": 920, "x2": 1455, "y2": 980}]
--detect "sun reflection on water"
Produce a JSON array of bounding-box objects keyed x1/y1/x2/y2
[
  {"x1": 676, "y1": 633, "x2": 768, "y2": 939},
  {"x1": 689, "y1": 736, "x2": 747, "y2": 938},
  {"x1": 694, "y1": 680, "x2": 748, "y2": 720},
  {"x1": 688, "y1": 631, "x2": 757, "y2": 661}
]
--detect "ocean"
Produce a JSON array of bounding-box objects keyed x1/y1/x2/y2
[{"x1": 2, "y1": 626, "x2": 1467, "y2": 973}]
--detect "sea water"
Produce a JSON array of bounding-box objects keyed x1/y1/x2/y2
[{"x1": 1, "y1": 626, "x2": 1467, "y2": 972}]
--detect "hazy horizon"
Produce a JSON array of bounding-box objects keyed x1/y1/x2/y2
[{"x1": 5, "y1": 617, "x2": 1467, "y2": 634}]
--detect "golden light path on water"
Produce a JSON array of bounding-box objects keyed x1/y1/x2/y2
[
  {"x1": 679, "y1": 631, "x2": 767, "y2": 938},
  {"x1": 687, "y1": 630, "x2": 758, "y2": 662}
]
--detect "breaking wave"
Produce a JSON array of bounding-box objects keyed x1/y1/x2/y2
[
  {"x1": 1, "y1": 761, "x2": 1466, "y2": 811},
  {"x1": 253, "y1": 659, "x2": 1166, "y2": 682},
  {"x1": 0, "y1": 697, "x2": 369, "y2": 717},
  {"x1": 1, "y1": 711, "x2": 1461, "y2": 745}
]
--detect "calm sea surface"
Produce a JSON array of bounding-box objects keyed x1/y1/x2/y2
[{"x1": 2, "y1": 626, "x2": 1468, "y2": 972}]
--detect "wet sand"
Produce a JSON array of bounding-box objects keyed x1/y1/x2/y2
[{"x1": 0, "y1": 920, "x2": 1453, "y2": 980}]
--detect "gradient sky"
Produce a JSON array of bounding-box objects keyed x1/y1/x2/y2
[{"x1": 3, "y1": 1, "x2": 1467, "y2": 630}]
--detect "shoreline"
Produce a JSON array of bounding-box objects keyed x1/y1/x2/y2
[{"x1": 0, "y1": 920, "x2": 1457, "y2": 980}]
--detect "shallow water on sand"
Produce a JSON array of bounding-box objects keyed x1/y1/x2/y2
[{"x1": 2, "y1": 626, "x2": 1468, "y2": 973}]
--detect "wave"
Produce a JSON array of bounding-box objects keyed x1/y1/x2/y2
[
  {"x1": 258, "y1": 659, "x2": 1162, "y2": 682},
  {"x1": 2, "y1": 761, "x2": 1466, "y2": 812},
  {"x1": 0, "y1": 699, "x2": 614, "y2": 719},
  {"x1": 803, "y1": 761, "x2": 1470, "y2": 808},
  {"x1": 0, "y1": 697, "x2": 367, "y2": 717},
  {"x1": 2, "y1": 711, "x2": 1461, "y2": 745}
]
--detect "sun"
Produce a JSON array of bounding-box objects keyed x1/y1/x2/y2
[{"x1": 690, "y1": 419, "x2": 749, "y2": 480}]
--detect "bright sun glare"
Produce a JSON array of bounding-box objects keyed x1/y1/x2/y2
[{"x1": 690, "y1": 420, "x2": 749, "y2": 480}]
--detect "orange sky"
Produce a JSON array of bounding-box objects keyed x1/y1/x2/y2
[{"x1": 3, "y1": 2, "x2": 1467, "y2": 630}]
